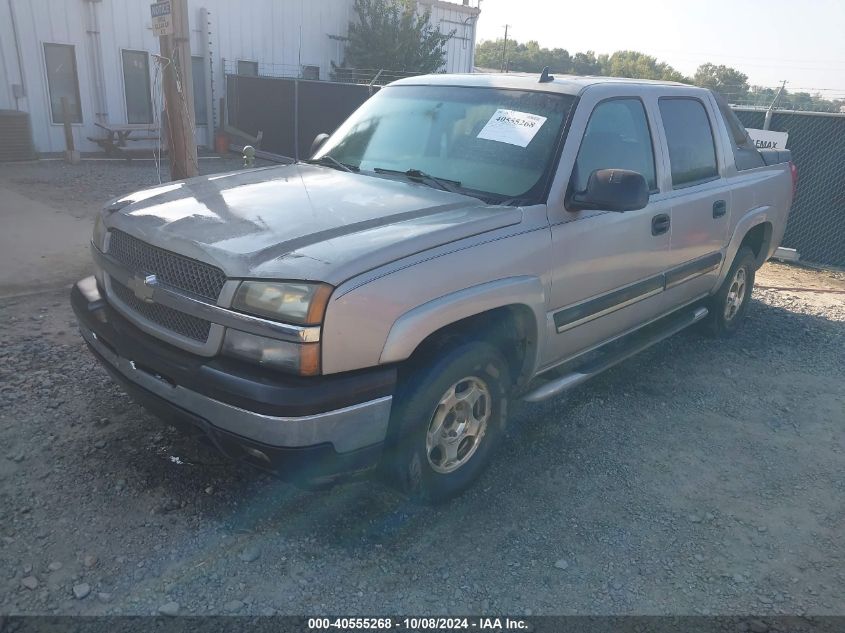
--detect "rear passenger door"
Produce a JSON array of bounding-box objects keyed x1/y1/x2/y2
[{"x1": 657, "y1": 96, "x2": 731, "y2": 301}]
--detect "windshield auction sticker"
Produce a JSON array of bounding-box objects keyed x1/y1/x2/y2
[{"x1": 476, "y1": 109, "x2": 547, "y2": 147}]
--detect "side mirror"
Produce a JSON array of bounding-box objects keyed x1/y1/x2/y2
[
  {"x1": 310, "y1": 133, "x2": 330, "y2": 157},
  {"x1": 569, "y1": 169, "x2": 649, "y2": 212}
]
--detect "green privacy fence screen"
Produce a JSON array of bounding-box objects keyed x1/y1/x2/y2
[
  {"x1": 734, "y1": 107, "x2": 845, "y2": 267},
  {"x1": 223, "y1": 69, "x2": 845, "y2": 268}
]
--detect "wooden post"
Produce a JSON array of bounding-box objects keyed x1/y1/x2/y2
[
  {"x1": 293, "y1": 78, "x2": 299, "y2": 162},
  {"x1": 61, "y1": 97, "x2": 80, "y2": 163},
  {"x1": 159, "y1": 0, "x2": 198, "y2": 180},
  {"x1": 161, "y1": 108, "x2": 170, "y2": 153}
]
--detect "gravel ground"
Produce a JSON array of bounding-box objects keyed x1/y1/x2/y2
[
  {"x1": 1, "y1": 261, "x2": 843, "y2": 617},
  {"x1": 1, "y1": 159, "x2": 844, "y2": 618},
  {"x1": 0, "y1": 156, "x2": 271, "y2": 221},
  {"x1": 0, "y1": 157, "x2": 276, "y2": 299}
]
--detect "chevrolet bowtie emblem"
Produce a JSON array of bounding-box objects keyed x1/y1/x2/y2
[{"x1": 127, "y1": 273, "x2": 157, "y2": 302}]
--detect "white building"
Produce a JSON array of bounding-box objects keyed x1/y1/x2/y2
[{"x1": 0, "y1": 0, "x2": 481, "y2": 154}]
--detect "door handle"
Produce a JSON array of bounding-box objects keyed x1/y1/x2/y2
[
  {"x1": 713, "y1": 200, "x2": 727, "y2": 218},
  {"x1": 651, "y1": 213, "x2": 670, "y2": 236}
]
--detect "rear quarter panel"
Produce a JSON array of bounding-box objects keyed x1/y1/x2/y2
[
  {"x1": 721, "y1": 163, "x2": 793, "y2": 283},
  {"x1": 708, "y1": 92, "x2": 794, "y2": 282}
]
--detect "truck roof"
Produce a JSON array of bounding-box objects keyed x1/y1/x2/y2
[{"x1": 390, "y1": 72, "x2": 697, "y2": 96}]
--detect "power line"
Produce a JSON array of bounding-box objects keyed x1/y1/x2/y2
[
  {"x1": 787, "y1": 87, "x2": 845, "y2": 92},
  {"x1": 669, "y1": 56, "x2": 845, "y2": 71},
  {"x1": 478, "y1": 38, "x2": 845, "y2": 67},
  {"x1": 641, "y1": 47, "x2": 845, "y2": 66}
]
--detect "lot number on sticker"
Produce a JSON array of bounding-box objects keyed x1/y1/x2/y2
[{"x1": 477, "y1": 109, "x2": 547, "y2": 147}]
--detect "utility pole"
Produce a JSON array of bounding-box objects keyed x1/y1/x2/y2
[
  {"x1": 157, "y1": 0, "x2": 198, "y2": 180},
  {"x1": 500, "y1": 24, "x2": 509, "y2": 73},
  {"x1": 764, "y1": 80, "x2": 787, "y2": 130}
]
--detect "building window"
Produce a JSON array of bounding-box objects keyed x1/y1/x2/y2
[
  {"x1": 43, "y1": 43, "x2": 82, "y2": 124},
  {"x1": 301, "y1": 65, "x2": 320, "y2": 81},
  {"x1": 191, "y1": 56, "x2": 208, "y2": 126},
  {"x1": 237, "y1": 60, "x2": 258, "y2": 77},
  {"x1": 121, "y1": 50, "x2": 153, "y2": 124}
]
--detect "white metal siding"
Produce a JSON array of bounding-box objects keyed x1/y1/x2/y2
[
  {"x1": 0, "y1": 1, "x2": 19, "y2": 110},
  {"x1": 8, "y1": 0, "x2": 96, "y2": 153},
  {"x1": 97, "y1": 1, "x2": 160, "y2": 130},
  {"x1": 0, "y1": 0, "x2": 478, "y2": 154},
  {"x1": 422, "y1": 1, "x2": 479, "y2": 74}
]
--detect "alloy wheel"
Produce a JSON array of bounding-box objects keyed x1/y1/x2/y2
[
  {"x1": 724, "y1": 266, "x2": 748, "y2": 321},
  {"x1": 425, "y1": 376, "x2": 492, "y2": 474}
]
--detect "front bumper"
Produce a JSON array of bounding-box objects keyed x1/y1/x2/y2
[{"x1": 71, "y1": 277, "x2": 396, "y2": 480}]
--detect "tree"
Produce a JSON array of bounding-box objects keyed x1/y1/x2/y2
[
  {"x1": 782, "y1": 91, "x2": 814, "y2": 110},
  {"x1": 741, "y1": 85, "x2": 776, "y2": 107},
  {"x1": 474, "y1": 40, "x2": 683, "y2": 79},
  {"x1": 473, "y1": 39, "x2": 502, "y2": 70},
  {"x1": 474, "y1": 39, "x2": 572, "y2": 73},
  {"x1": 332, "y1": 0, "x2": 454, "y2": 77},
  {"x1": 602, "y1": 50, "x2": 688, "y2": 82},
  {"x1": 693, "y1": 63, "x2": 749, "y2": 101},
  {"x1": 473, "y1": 39, "x2": 845, "y2": 112},
  {"x1": 743, "y1": 86, "x2": 842, "y2": 111},
  {"x1": 571, "y1": 51, "x2": 602, "y2": 75}
]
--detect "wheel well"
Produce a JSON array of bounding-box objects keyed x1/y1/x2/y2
[
  {"x1": 400, "y1": 305, "x2": 538, "y2": 392},
  {"x1": 740, "y1": 222, "x2": 773, "y2": 266}
]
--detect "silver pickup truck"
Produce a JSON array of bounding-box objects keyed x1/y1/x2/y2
[{"x1": 72, "y1": 72, "x2": 796, "y2": 501}]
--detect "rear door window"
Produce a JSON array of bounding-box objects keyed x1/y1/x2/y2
[
  {"x1": 658, "y1": 98, "x2": 719, "y2": 187},
  {"x1": 572, "y1": 98, "x2": 657, "y2": 193}
]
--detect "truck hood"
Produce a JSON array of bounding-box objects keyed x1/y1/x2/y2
[{"x1": 105, "y1": 163, "x2": 522, "y2": 284}]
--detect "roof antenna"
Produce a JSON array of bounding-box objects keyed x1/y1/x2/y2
[{"x1": 539, "y1": 66, "x2": 554, "y2": 83}]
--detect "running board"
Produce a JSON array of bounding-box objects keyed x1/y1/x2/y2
[{"x1": 522, "y1": 306, "x2": 709, "y2": 403}]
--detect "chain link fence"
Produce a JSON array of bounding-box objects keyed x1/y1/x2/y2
[
  {"x1": 733, "y1": 107, "x2": 845, "y2": 268},
  {"x1": 224, "y1": 73, "x2": 370, "y2": 161},
  {"x1": 220, "y1": 65, "x2": 845, "y2": 268},
  {"x1": 223, "y1": 63, "x2": 423, "y2": 161},
  {"x1": 221, "y1": 60, "x2": 418, "y2": 86},
  {"x1": 722, "y1": 89, "x2": 845, "y2": 113}
]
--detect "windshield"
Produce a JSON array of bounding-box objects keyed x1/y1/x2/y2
[{"x1": 313, "y1": 85, "x2": 576, "y2": 202}]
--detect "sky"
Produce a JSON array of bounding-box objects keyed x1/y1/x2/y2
[{"x1": 473, "y1": 0, "x2": 845, "y2": 98}]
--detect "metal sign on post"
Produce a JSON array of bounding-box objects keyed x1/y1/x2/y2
[
  {"x1": 151, "y1": 1, "x2": 173, "y2": 37},
  {"x1": 746, "y1": 128, "x2": 789, "y2": 150}
]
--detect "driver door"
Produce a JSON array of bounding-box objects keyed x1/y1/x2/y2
[{"x1": 541, "y1": 90, "x2": 673, "y2": 369}]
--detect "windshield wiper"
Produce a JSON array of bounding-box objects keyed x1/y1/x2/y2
[
  {"x1": 304, "y1": 155, "x2": 359, "y2": 173},
  {"x1": 373, "y1": 167, "x2": 461, "y2": 193},
  {"x1": 498, "y1": 197, "x2": 532, "y2": 207}
]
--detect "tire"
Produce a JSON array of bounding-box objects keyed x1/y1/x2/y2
[
  {"x1": 381, "y1": 341, "x2": 511, "y2": 503},
  {"x1": 705, "y1": 246, "x2": 757, "y2": 337}
]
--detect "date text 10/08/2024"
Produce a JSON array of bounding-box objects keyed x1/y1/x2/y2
[{"x1": 307, "y1": 617, "x2": 529, "y2": 630}]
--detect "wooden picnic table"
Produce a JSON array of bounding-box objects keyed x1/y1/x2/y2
[{"x1": 88, "y1": 122, "x2": 160, "y2": 157}]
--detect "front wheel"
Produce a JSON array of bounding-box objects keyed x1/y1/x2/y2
[
  {"x1": 705, "y1": 246, "x2": 757, "y2": 337},
  {"x1": 381, "y1": 341, "x2": 511, "y2": 503}
]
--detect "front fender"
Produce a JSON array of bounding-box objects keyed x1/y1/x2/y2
[
  {"x1": 320, "y1": 215, "x2": 553, "y2": 375},
  {"x1": 379, "y1": 276, "x2": 546, "y2": 365}
]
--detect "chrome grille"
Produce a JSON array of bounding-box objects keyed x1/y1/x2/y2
[
  {"x1": 111, "y1": 279, "x2": 212, "y2": 342},
  {"x1": 107, "y1": 230, "x2": 227, "y2": 300}
]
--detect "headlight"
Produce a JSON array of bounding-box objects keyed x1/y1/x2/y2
[
  {"x1": 222, "y1": 330, "x2": 320, "y2": 376},
  {"x1": 232, "y1": 281, "x2": 332, "y2": 325},
  {"x1": 93, "y1": 213, "x2": 107, "y2": 251}
]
